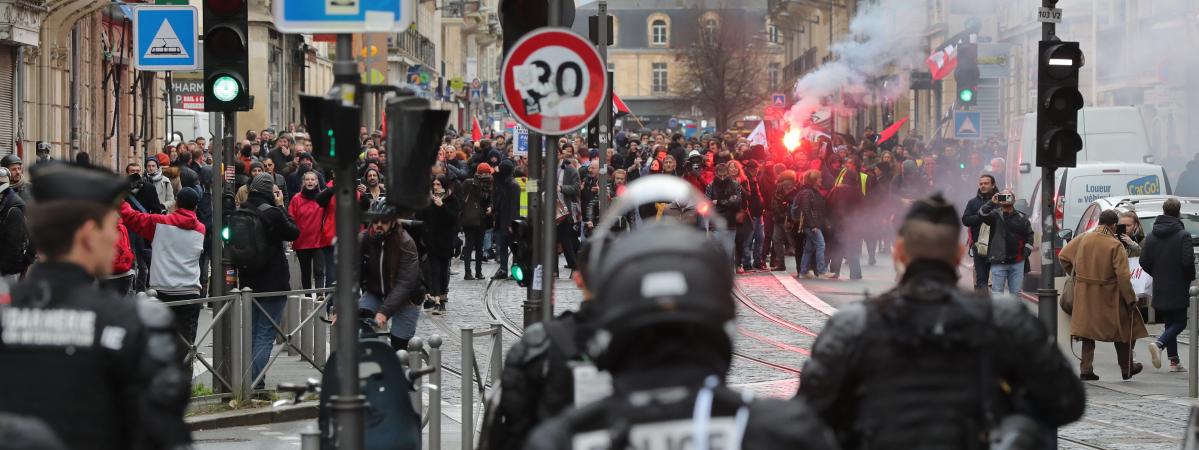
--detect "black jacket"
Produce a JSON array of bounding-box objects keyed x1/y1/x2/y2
[
  {"x1": 0, "y1": 262, "x2": 191, "y2": 450},
  {"x1": 1141, "y1": 215, "x2": 1196, "y2": 311},
  {"x1": 492, "y1": 172, "x2": 521, "y2": 234},
  {"x1": 800, "y1": 260, "x2": 1085, "y2": 450},
  {"x1": 961, "y1": 190, "x2": 995, "y2": 243},
  {"x1": 979, "y1": 202, "x2": 1033, "y2": 265},
  {"x1": 706, "y1": 178, "x2": 743, "y2": 226},
  {"x1": 360, "y1": 227, "x2": 421, "y2": 318},
  {"x1": 237, "y1": 192, "x2": 301, "y2": 294},
  {"x1": 743, "y1": 174, "x2": 765, "y2": 217},
  {"x1": 0, "y1": 189, "x2": 31, "y2": 276},
  {"x1": 792, "y1": 185, "x2": 828, "y2": 230},
  {"x1": 416, "y1": 193, "x2": 460, "y2": 260},
  {"x1": 460, "y1": 174, "x2": 492, "y2": 229}
]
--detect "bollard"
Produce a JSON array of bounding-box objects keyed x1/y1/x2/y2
[
  {"x1": 284, "y1": 295, "x2": 299, "y2": 356},
  {"x1": 489, "y1": 324, "x2": 503, "y2": 388},
  {"x1": 429, "y1": 335, "x2": 443, "y2": 450},
  {"x1": 300, "y1": 422, "x2": 320, "y2": 450},
  {"x1": 300, "y1": 295, "x2": 314, "y2": 358},
  {"x1": 407, "y1": 337, "x2": 425, "y2": 415},
  {"x1": 462, "y1": 328, "x2": 474, "y2": 450},
  {"x1": 1190, "y1": 286, "x2": 1198, "y2": 398}
]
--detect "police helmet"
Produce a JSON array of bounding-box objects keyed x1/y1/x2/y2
[
  {"x1": 585, "y1": 175, "x2": 735, "y2": 371},
  {"x1": 364, "y1": 197, "x2": 399, "y2": 222},
  {"x1": 1, "y1": 154, "x2": 21, "y2": 167}
]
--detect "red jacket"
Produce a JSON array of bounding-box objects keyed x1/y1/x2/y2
[
  {"x1": 289, "y1": 190, "x2": 336, "y2": 250},
  {"x1": 111, "y1": 220, "x2": 134, "y2": 275}
]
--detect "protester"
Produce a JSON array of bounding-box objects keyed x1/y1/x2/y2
[
  {"x1": 770, "y1": 169, "x2": 801, "y2": 272},
  {"x1": 0, "y1": 167, "x2": 31, "y2": 283},
  {"x1": 491, "y1": 160, "x2": 520, "y2": 279},
  {"x1": 1058, "y1": 209, "x2": 1149, "y2": 380},
  {"x1": 288, "y1": 171, "x2": 335, "y2": 290},
  {"x1": 795, "y1": 170, "x2": 833, "y2": 279},
  {"x1": 144, "y1": 158, "x2": 175, "y2": 211},
  {"x1": 1141, "y1": 198, "x2": 1197, "y2": 372},
  {"x1": 556, "y1": 156, "x2": 581, "y2": 274},
  {"x1": 978, "y1": 189, "x2": 1033, "y2": 295},
  {"x1": 826, "y1": 157, "x2": 865, "y2": 280},
  {"x1": 740, "y1": 160, "x2": 767, "y2": 271},
  {"x1": 1117, "y1": 210, "x2": 1145, "y2": 257},
  {"x1": 706, "y1": 162, "x2": 743, "y2": 267},
  {"x1": 417, "y1": 175, "x2": 459, "y2": 314}
]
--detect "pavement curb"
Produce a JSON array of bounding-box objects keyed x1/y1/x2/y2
[{"x1": 187, "y1": 404, "x2": 319, "y2": 431}]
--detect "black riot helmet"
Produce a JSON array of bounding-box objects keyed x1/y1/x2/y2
[
  {"x1": 364, "y1": 197, "x2": 399, "y2": 222},
  {"x1": 585, "y1": 175, "x2": 735, "y2": 373}
]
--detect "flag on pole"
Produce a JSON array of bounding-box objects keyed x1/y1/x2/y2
[
  {"x1": 926, "y1": 44, "x2": 958, "y2": 81},
  {"x1": 471, "y1": 116, "x2": 483, "y2": 143},
  {"x1": 875, "y1": 116, "x2": 909, "y2": 145},
  {"x1": 612, "y1": 93, "x2": 631, "y2": 117},
  {"x1": 747, "y1": 121, "x2": 767, "y2": 146}
]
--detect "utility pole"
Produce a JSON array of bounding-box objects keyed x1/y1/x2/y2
[
  {"x1": 595, "y1": 1, "x2": 611, "y2": 214},
  {"x1": 524, "y1": 132, "x2": 544, "y2": 327},
  {"x1": 541, "y1": 0, "x2": 562, "y2": 324},
  {"x1": 329, "y1": 34, "x2": 367, "y2": 450},
  {"x1": 1037, "y1": 0, "x2": 1060, "y2": 342}
]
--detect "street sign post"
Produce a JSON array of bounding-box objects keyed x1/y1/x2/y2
[
  {"x1": 273, "y1": 0, "x2": 412, "y2": 33},
  {"x1": 954, "y1": 111, "x2": 982, "y2": 140},
  {"x1": 772, "y1": 93, "x2": 786, "y2": 108},
  {"x1": 501, "y1": 28, "x2": 610, "y2": 135},
  {"x1": 132, "y1": 5, "x2": 198, "y2": 71}
]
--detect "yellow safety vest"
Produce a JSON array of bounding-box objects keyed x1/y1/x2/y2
[
  {"x1": 835, "y1": 169, "x2": 869, "y2": 195},
  {"x1": 518, "y1": 177, "x2": 529, "y2": 218}
]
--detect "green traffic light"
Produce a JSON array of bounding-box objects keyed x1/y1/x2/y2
[
  {"x1": 221, "y1": 226, "x2": 230, "y2": 241},
  {"x1": 959, "y1": 88, "x2": 975, "y2": 103},
  {"x1": 212, "y1": 75, "x2": 241, "y2": 103},
  {"x1": 510, "y1": 265, "x2": 524, "y2": 282},
  {"x1": 327, "y1": 128, "x2": 335, "y2": 157}
]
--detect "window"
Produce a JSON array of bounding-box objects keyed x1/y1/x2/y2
[
  {"x1": 651, "y1": 19, "x2": 668, "y2": 45},
  {"x1": 652, "y1": 63, "x2": 668, "y2": 94},
  {"x1": 768, "y1": 24, "x2": 781, "y2": 43},
  {"x1": 768, "y1": 63, "x2": 780, "y2": 90}
]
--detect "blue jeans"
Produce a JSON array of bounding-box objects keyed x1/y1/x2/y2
[
  {"x1": 1158, "y1": 308, "x2": 1188, "y2": 361},
  {"x1": 251, "y1": 296, "x2": 287, "y2": 388},
  {"x1": 483, "y1": 229, "x2": 494, "y2": 256},
  {"x1": 739, "y1": 216, "x2": 765, "y2": 267},
  {"x1": 989, "y1": 262, "x2": 1024, "y2": 295},
  {"x1": 799, "y1": 228, "x2": 827, "y2": 275},
  {"x1": 494, "y1": 228, "x2": 509, "y2": 272},
  {"x1": 718, "y1": 229, "x2": 737, "y2": 267},
  {"x1": 323, "y1": 246, "x2": 337, "y2": 286},
  {"x1": 359, "y1": 291, "x2": 420, "y2": 340}
]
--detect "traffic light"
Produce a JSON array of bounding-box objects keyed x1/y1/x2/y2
[
  {"x1": 508, "y1": 218, "x2": 532, "y2": 287},
  {"x1": 499, "y1": 0, "x2": 575, "y2": 54},
  {"x1": 203, "y1": 0, "x2": 250, "y2": 111},
  {"x1": 385, "y1": 95, "x2": 450, "y2": 210},
  {"x1": 1035, "y1": 41, "x2": 1085, "y2": 168},
  {"x1": 299, "y1": 95, "x2": 361, "y2": 168},
  {"x1": 954, "y1": 43, "x2": 979, "y2": 106}
]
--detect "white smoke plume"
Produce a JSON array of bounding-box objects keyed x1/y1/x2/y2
[{"x1": 785, "y1": 0, "x2": 929, "y2": 129}]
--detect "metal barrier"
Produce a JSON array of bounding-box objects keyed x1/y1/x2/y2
[
  {"x1": 153, "y1": 286, "x2": 334, "y2": 402},
  {"x1": 399, "y1": 336, "x2": 446, "y2": 450},
  {"x1": 1190, "y1": 285, "x2": 1198, "y2": 398},
  {"x1": 461, "y1": 324, "x2": 503, "y2": 450}
]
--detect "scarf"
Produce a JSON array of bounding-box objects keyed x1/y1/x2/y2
[{"x1": 301, "y1": 187, "x2": 318, "y2": 200}]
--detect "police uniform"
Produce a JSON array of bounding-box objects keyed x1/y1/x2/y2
[
  {"x1": 0, "y1": 162, "x2": 192, "y2": 450},
  {"x1": 799, "y1": 195, "x2": 1086, "y2": 450},
  {"x1": 523, "y1": 225, "x2": 837, "y2": 450}
]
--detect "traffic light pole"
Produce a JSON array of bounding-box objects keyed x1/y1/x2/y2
[
  {"x1": 211, "y1": 111, "x2": 233, "y2": 396},
  {"x1": 540, "y1": 0, "x2": 563, "y2": 325},
  {"x1": 595, "y1": 1, "x2": 611, "y2": 215},
  {"x1": 330, "y1": 34, "x2": 367, "y2": 450},
  {"x1": 1038, "y1": 1, "x2": 1060, "y2": 448},
  {"x1": 524, "y1": 134, "x2": 544, "y2": 328}
]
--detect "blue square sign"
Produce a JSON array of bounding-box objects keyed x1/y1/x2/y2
[
  {"x1": 274, "y1": 0, "x2": 411, "y2": 33},
  {"x1": 954, "y1": 111, "x2": 982, "y2": 140},
  {"x1": 132, "y1": 6, "x2": 198, "y2": 71}
]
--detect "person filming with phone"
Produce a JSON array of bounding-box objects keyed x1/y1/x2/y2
[{"x1": 979, "y1": 188, "x2": 1033, "y2": 295}]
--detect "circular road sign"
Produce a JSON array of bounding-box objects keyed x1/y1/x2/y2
[{"x1": 501, "y1": 28, "x2": 609, "y2": 135}]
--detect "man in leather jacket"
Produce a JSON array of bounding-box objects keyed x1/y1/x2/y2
[
  {"x1": 525, "y1": 225, "x2": 837, "y2": 450},
  {"x1": 0, "y1": 162, "x2": 191, "y2": 450},
  {"x1": 799, "y1": 193, "x2": 1085, "y2": 450}
]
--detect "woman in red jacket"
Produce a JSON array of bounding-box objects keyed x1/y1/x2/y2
[{"x1": 288, "y1": 170, "x2": 335, "y2": 290}]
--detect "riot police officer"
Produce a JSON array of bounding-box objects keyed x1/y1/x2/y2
[
  {"x1": 482, "y1": 240, "x2": 606, "y2": 450},
  {"x1": 524, "y1": 176, "x2": 837, "y2": 450},
  {"x1": 799, "y1": 193, "x2": 1086, "y2": 450},
  {"x1": 0, "y1": 162, "x2": 191, "y2": 450}
]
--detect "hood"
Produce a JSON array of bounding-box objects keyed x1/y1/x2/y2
[
  {"x1": 1152, "y1": 214, "x2": 1186, "y2": 238},
  {"x1": 171, "y1": 208, "x2": 205, "y2": 232}
]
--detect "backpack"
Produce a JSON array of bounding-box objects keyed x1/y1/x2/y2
[{"x1": 226, "y1": 203, "x2": 274, "y2": 271}]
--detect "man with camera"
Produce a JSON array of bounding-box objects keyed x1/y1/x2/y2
[
  {"x1": 961, "y1": 174, "x2": 997, "y2": 292},
  {"x1": 978, "y1": 189, "x2": 1033, "y2": 295}
]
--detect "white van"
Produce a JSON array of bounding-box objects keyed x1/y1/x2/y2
[
  {"x1": 169, "y1": 109, "x2": 213, "y2": 143},
  {"x1": 1006, "y1": 106, "x2": 1154, "y2": 200},
  {"x1": 1020, "y1": 162, "x2": 1171, "y2": 288}
]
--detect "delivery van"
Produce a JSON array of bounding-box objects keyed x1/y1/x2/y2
[
  {"x1": 1006, "y1": 106, "x2": 1153, "y2": 201},
  {"x1": 169, "y1": 109, "x2": 213, "y2": 144}
]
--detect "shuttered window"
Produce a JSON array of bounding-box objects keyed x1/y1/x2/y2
[{"x1": 0, "y1": 45, "x2": 14, "y2": 157}]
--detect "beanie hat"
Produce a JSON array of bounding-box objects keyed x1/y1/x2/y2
[
  {"x1": 249, "y1": 161, "x2": 265, "y2": 172},
  {"x1": 156, "y1": 153, "x2": 171, "y2": 168},
  {"x1": 250, "y1": 173, "x2": 276, "y2": 196},
  {"x1": 475, "y1": 162, "x2": 494, "y2": 175},
  {"x1": 176, "y1": 187, "x2": 200, "y2": 211}
]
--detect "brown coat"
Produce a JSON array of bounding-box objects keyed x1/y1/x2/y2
[{"x1": 1059, "y1": 227, "x2": 1148, "y2": 342}]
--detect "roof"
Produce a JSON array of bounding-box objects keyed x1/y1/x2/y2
[
  {"x1": 571, "y1": 0, "x2": 769, "y2": 50},
  {"x1": 1094, "y1": 195, "x2": 1199, "y2": 214}
]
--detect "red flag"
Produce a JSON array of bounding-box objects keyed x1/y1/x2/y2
[
  {"x1": 926, "y1": 44, "x2": 958, "y2": 81},
  {"x1": 471, "y1": 116, "x2": 483, "y2": 143},
  {"x1": 875, "y1": 116, "x2": 909, "y2": 145},
  {"x1": 612, "y1": 93, "x2": 631, "y2": 116}
]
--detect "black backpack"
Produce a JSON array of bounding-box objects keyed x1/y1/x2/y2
[{"x1": 226, "y1": 203, "x2": 273, "y2": 271}]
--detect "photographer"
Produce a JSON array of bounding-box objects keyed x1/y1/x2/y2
[
  {"x1": 979, "y1": 189, "x2": 1033, "y2": 295},
  {"x1": 682, "y1": 150, "x2": 711, "y2": 192},
  {"x1": 126, "y1": 162, "x2": 166, "y2": 214},
  {"x1": 961, "y1": 174, "x2": 998, "y2": 292}
]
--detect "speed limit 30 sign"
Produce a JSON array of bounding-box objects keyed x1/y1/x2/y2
[{"x1": 501, "y1": 28, "x2": 609, "y2": 135}]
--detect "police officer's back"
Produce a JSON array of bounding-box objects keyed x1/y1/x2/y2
[
  {"x1": 524, "y1": 225, "x2": 837, "y2": 450},
  {"x1": 0, "y1": 162, "x2": 191, "y2": 450},
  {"x1": 799, "y1": 194, "x2": 1085, "y2": 450}
]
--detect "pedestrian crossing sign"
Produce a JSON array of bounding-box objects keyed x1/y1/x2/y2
[
  {"x1": 954, "y1": 111, "x2": 982, "y2": 140},
  {"x1": 132, "y1": 6, "x2": 198, "y2": 71}
]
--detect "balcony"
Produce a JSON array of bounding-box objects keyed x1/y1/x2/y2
[
  {"x1": 441, "y1": 0, "x2": 481, "y2": 19},
  {"x1": 390, "y1": 29, "x2": 437, "y2": 69},
  {"x1": 783, "y1": 47, "x2": 819, "y2": 82}
]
